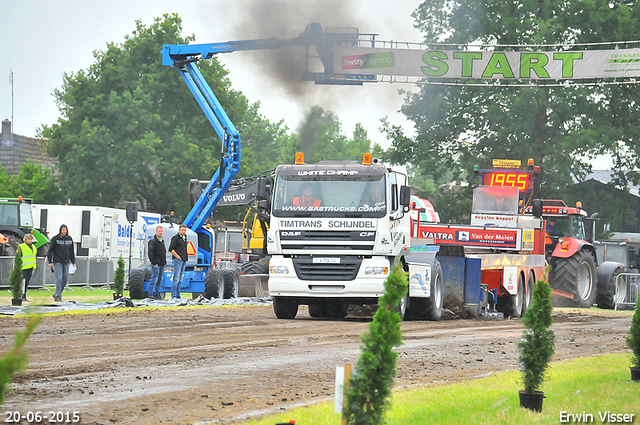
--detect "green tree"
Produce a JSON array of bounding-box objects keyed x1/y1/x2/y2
[
  {"x1": 0, "y1": 165, "x2": 14, "y2": 196},
  {"x1": 344, "y1": 265, "x2": 405, "y2": 425},
  {"x1": 0, "y1": 162, "x2": 61, "y2": 204},
  {"x1": 518, "y1": 276, "x2": 555, "y2": 394},
  {"x1": 12, "y1": 161, "x2": 61, "y2": 204},
  {"x1": 113, "y1": 254, "x2": 125, "y2": 298},
  {"x1": 627, "y1": 297, "x2": 640, "y2": 370},
  {"x1": 43, "y1": 14, "x2": 292, "y2": 216},
  {"x1": 9, "y1": 250, "x2": 23, "y2": 300},
  {"x1": 383, "y1": 0, "x2": 640, "y2": 222}
]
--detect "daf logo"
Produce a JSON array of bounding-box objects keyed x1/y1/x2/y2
[
  {"x1": 360, "y1": 232, "x2": 375, "y2": 238},
  {"x1": 281, "y1": 231, "x2": 302, "y2": 237}
]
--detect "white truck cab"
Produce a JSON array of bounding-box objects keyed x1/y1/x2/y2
[{"x1": 267, "y1": 155, "x2": 411, "y2": 319}]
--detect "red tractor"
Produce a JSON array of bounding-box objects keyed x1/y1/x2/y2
[{"x1": 529, "y1": 200, "x2": 598, "y2": 307}]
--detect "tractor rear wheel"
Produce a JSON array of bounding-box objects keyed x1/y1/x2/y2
[
  {"x1": 1, "y1": 234, "x2": 20, "y2": 257},
  {"x1": 37, "y1": 242, "x2": 49, "y2": 258},
  {"x1": 240, "y1": 261, "x2": 269, "y2": 275},
  {"x1": 129, "y1": 268, "x2": 146, "y2": 300},
  {"x1": 549, "y1": 250, "x2": 597, "y2": 308},
  {"x1": 222, "y1": 269, "x2": 239, "y2": 299},
  {"x1": 204, "y1": 269, "x2": 222, "y2": 299},
  {"x1": 596, "y1": 268, "x2": 625, "y2": 310}
]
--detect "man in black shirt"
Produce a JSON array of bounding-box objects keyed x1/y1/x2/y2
[
  {"x1": 47, "y1": 224, "x2": 76, "y2": 302},
  {"x1": 169, "y1": 224, "x2": 189, "y2": 300},
  {"x1": 148, "y1": 225, "x2": 167, "y2": 299}
]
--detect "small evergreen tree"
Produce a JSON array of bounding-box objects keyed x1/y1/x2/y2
[
  {"x1": 344, "y1": 264, "x2": 406, "y2": 425},
  {"x1": 9, "y1": 251, "x2": 23, "y2": 300},
  {"x1": 0, "y1": 316, "x2": 40, "y2": 406},
  {"x1": 627, "y1": 298, "x2": 640, "y2": 370},
  {"x1": 518, "y1": 277, "x2": 555, "y2": 394},
  {"x1": 113, "y1": 254, "x2": 125, "y2": 297}
]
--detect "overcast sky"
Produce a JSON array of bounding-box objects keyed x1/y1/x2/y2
[{"x1": 0, "y1": 0, "x2": 425, "y2": 150}]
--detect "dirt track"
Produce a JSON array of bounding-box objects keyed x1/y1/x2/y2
[{"x1": 0, "y1": 305, "x2": 632, "y2": 424}]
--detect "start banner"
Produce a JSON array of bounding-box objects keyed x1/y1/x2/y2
[{"x1": 334, "y1": 46, "x2": 640, "y2": 80}]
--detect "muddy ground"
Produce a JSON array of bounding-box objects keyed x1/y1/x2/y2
[{"x1": 0, "y1": 305, "x2": 633, "y2": 424}]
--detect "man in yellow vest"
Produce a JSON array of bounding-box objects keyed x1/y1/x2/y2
[{"x1": 18, "y1": 233, "x2": 37, "y2": 302}]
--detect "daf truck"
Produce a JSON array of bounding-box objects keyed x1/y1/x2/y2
[{"x1": 266, "y1": 154, "x2": 414, "y2": 319}]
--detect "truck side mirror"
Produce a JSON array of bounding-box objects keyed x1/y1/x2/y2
[
  {"x1": 256, "y1": 176, "x2": 270, "y2": 200},
  {"x1": 532, "y1": 199, "x2": 543, "y2": 218},
  {"x1": 399, "y1": 186, "x2": 411, "y2": 212},
  {"x1": 236, "y1": 212, "x2": 243, "y2": 228},
  {"x1": 258, "y1": 199, "x2": 270, "y2": 212}
]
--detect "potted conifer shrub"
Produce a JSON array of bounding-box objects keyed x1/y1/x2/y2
[
  {"x1": 517, "y1": 275, "x2": 555, "y2": 412},
  {"x1": 627, "y1": 297, "x2": 640, "y2": 381},
  {"x1": 9, "y1": 251, "x2": 24, "y2": 306},
  {"x1": 344, "y1": 264, "x2": 405, "y2": 425},
  {"x1": 113, "y1": 254, "x2": 125, "y2": 300}
]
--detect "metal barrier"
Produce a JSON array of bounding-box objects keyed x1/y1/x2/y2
[
  {"x1": 0, "y1": 257, "x2": 147, "y2": 289},
  {"x1": 614, "y1": 273, "x2": 639, "y2": 310}
]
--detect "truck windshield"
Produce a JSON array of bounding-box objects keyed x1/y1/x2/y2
[
  {"x1": 472, "y1": 186, "x2": 519, "y2": 214},
  {"x1": 0, "y1": 204, "x2": 19, "y2": 226},
  {"x1": 272, "y1": 175, "x2": 386, "y2": 218}
]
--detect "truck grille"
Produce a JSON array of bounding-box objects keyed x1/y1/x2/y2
[
  {"x1": 281, "y1": 244, "x2": 374, "y2": 251},
  {"x1": 292, "y1": 257, "x2": 362, "y2": 281}
]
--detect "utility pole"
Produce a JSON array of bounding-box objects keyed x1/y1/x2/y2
[{"x1": 9, "y1": 70, "x2": 13, "y2": 132}]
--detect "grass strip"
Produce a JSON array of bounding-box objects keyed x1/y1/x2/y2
[{"x1": 243, "y1": 353, "x2": 639, "y2": 425}]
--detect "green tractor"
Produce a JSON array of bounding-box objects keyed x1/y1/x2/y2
[{"x1": 0, "y1": 197, "x2": 49, "y2": 257}]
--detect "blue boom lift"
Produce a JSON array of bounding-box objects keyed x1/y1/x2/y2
[{"x1": 129, "y1": 24, "x2": 377, "y2": 299}]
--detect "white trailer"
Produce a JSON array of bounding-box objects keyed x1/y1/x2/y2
[{"x1": 31, "y1": 204, "x2": 161, "y2": 269}]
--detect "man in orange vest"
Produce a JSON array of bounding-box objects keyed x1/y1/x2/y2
[{"x1": 293, "y1": 185, "x2": 321, "y2": 207}]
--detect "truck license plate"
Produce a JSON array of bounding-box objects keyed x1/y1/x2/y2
[{"x1": 313, "y1": 258, "x2": 340, "y2": 264}]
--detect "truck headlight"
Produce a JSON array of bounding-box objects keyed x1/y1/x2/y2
[
  {"x1": 270, "y1": 266, "x2": 290, "y2": 275},
  {"x1": 365, "y1": 267, "x2": 389, "y2": 275}
]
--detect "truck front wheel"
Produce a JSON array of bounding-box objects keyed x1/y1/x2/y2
[
  {"x1": 396, "y1": 291, "x2": 409, "y2": 320},
  {"x1": 406, "y1": 260, "x2": 443, "y2": 321},
  {"x1": 273, "y1": 296, "x2": 298, "y2": 319}
]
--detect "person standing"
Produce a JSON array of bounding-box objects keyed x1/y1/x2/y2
[
  {"x1": 18, "y1": 234, "x2": 37, "y2": 302},
  {"x1": 47, "y1": 224, "x2": 76, "y2": 302},
  {"x1": 169, "y1": 224, "x2": 188, "y2": 300},
  {"x1": 147, "y1": 225, "x2": 167, "y2": 299}
]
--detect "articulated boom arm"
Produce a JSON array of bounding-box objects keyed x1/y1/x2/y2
[
  {"x1": 166, "y1": 59, "x2": 240, "y2": 231},
  {"x1": 163, "y1": 24, "x2": 377, "y2": 232}
]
